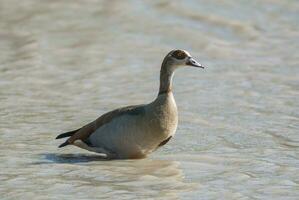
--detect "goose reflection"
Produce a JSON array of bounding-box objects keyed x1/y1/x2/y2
[{"x1": 38, "y1": 153, "x2": 196, "y2": 198}]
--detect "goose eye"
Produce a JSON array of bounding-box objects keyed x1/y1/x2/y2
[{"x1": 173, "y1": 50, "x2": 186, "y2": 60}]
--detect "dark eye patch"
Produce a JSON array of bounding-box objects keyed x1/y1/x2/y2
[{"x1": 172, "y1": 50, "x2": 187, "y2": 60}]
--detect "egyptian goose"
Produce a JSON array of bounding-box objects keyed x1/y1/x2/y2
[{"x1": 56, "y1": 49, "x2": 203, "y2": 159}]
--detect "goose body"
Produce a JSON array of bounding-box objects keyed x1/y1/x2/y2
[
  {"x1": 89, "y1": 93, "x2": 177, "y2": 159},
  {"x1": 56, "y1": 49, "x2": 203, "y2": 159}
]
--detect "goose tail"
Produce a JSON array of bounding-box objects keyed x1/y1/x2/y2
[{"x1": 55, "y1": 128, "x2": 80, "y2": 139}]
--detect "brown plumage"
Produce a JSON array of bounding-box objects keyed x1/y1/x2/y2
[
  {"x1": 57, "y1": 105, "x2": 144, "y2": 146},
  {"x1": 56, "y1": 49, "x2": 203, "y2": 159}
]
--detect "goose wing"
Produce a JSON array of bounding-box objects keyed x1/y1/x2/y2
[{"x1": 56, "y1": 104, "x2": 145, "y2": 148}]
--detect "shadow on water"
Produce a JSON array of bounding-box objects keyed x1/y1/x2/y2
[{"x1": 33, "y1": 153, "x2": 110, "y2": 164}]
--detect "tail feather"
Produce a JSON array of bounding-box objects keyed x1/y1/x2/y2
[
  {"x1": 55, "y1": 128, "x2": 80, "y2": 139},
  {"x1": 58, "y1": 140, "x2": 70, "y2": 148}
]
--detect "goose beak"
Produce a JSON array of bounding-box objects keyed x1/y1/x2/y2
[{"x1": 186, "y1": 57, "x2": 204, "y2": 68}]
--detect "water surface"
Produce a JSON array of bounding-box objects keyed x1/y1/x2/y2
[{"x1": 0, "y1": 0, "x2": 298, "y2": 199}]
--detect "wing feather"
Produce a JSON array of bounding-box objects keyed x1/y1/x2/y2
[{"x1": 66, "y1": 104, "x2": 145, "y2": 145}]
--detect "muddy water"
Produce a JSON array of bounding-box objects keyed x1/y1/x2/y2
[{"x1": 0, "y1": 0, "x2": 298, "y2": 199}]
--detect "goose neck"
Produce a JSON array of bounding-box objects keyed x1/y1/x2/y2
[{"x1": 158, "y1": 65, "x2": 175, "y2": 96}]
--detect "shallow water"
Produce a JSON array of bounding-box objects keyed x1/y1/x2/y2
[{"x1": 0, "y1": 0, "x2": 299, "y2": 199}]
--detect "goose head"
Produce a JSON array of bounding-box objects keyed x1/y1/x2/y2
[{"x1": 161, "y1": 49, "x2": 204, "y2": 71}]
